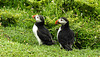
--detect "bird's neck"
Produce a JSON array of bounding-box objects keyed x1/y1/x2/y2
[
  {"x1": 35, "y1": 22, "x2": 44, "y2": 26},
  {"x1": 61, "y1": 22, "x2": 69, "y2": 30}
]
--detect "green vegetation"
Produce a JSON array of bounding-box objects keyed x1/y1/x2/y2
[
  {"x1": 0, "y1": 0, "x2": 100, "y2": 57},
  {"x1": 0, "y1": 38, "x2": 100, "y2": 57}
]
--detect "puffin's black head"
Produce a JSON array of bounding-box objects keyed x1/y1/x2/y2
[
  {"x1": 32, "y1": 15, "x2": 44, "y2": 23},
  {"x1": 55, "y1": 17, "x2": 69, "y2": 25}
]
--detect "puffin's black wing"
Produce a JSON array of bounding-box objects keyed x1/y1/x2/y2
[
  {"x1": 58, "y1": 30, "x2": 74, "y2": 50},
  {"x1": 37, "y1": 26, "x2": 53, "y2": 45}
]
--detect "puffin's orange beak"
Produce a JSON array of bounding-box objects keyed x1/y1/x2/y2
[
  {"x1": 55, "y1": 20, "x2": 59, "y2": 24},
  {"x1": 32, "y1": 15, "x2": 36, "y2": 19}
]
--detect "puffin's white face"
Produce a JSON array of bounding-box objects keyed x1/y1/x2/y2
[
  {"x1": 58, "y1": 18, "x2": 67, "y2": 25},
  {"x1": 35, "y1": 15, "x2": 42, "y2": 22}
]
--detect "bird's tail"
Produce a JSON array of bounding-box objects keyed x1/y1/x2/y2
[
  {"x1": 63, "y1": 44, "x2": 73, "y2": 51},
  {"x1": 43, "y1": 40, "x2": 56, "y2": 45}
]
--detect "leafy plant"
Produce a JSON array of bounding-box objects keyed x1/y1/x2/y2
[{"x1": 0, "y1": 10, "x2": 21, "y2": 27}]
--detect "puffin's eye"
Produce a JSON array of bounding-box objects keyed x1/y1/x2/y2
[
  {"x1": 61, "y1": 19, "x2": 63, "y2": 21},
  {"x1": 37, "y1": 17, "x2": 39, "y2": 18}
]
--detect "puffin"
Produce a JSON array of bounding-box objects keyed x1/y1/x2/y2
[
  {"x1": 55, "y1": 17, "x2": 75, "y2": 51},
  {"x1": 32, "y1": 15, "x2": 54, "y2": 45}
]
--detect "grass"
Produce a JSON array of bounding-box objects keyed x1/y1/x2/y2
[
  {"x1": 0, "y1": 0, "x2": 100, "y2": 57},
  {"x1": 0, "y1": 34, "x2": 100, "y2": 57},
  {"x1": 0, "y1": 25, "x2": 100, "y2": 57}
]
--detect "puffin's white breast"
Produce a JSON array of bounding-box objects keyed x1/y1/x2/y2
[
  {"x1": 57, "y1": 27, "x2": 61, "y2": 39},
  {"x1": 57, "y1": 27, "x2": 62, "y2": 47},
  {"x1": 33, "y1": 24, "x2": 42, "y2": 45}
]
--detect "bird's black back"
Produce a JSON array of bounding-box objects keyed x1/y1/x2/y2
[
  {"x1": 58, "y1": 23, "x2": 74, "y2": 45},
  {"x1": 35, "y1": 23, "x2": 54, "y2": 45}
]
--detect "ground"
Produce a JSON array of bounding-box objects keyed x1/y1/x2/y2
[{"x1": 0, "y1": 26, "x2": 100, "y2": 57}]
